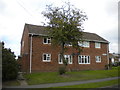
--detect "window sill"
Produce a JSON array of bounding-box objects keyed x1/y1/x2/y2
[
  {"x1": 43, "y1": 43, "x2": 51, "y2": 45},
  {"x1": 58, "y1": 63, "x2": 73, "y2": 64},
  {"x1": 95, "y1": 47, "x2": 101, "y2": 49},
  {"x1": 83, "y1": 47, "x2": 90, "y2": 48},
  {"x1": 58, "y1": 63, "x2": 63, "y2": 64},
  {"x1": 96, "y1": 61, "x2": 101, "y2": 63},
  {"x1": 78, "y1": 63, "x2": 90, "y2": 64},
  {"x1": 43, "y1": 60, "x2": 51, "y2": 62}
]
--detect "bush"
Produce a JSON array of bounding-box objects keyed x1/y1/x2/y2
[
  {"x1": 58, "y1": 66, "x2": 66, "y2": 75},
  {"x1": 2, "y1": 44, "x2": 18, "y2": 81},
  {"x1": 118, "y1": 62, "x2": 120, "y2": 66},
  {"x1": 112, "y1": 62, "x2": 120, "y2": 67}
]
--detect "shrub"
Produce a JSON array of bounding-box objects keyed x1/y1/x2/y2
[
  {"x1": 112, "y1": 62, "x2": 120, "y2": 67},
  {"x1": 116, "y1": 62, "x2": 120, "y2": 66},
  {"x1": 58, "y1": 66, "x2": 66, "y2": 75},
  {"x1": 2, "y1": 44, "x2": 18, "y2": 81}
]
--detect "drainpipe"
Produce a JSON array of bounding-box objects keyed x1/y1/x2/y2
[
  {"x1": 107, "y1": 43, "x2": 109, "y2": 69},
  {"x1": 30, "y1": 34, "x2": 33, "y2": 73}
]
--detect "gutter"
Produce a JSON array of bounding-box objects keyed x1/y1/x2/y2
[
  {"x1": 84, "y1": 39, "x2": 109, "y2": 44},
  {"x1": 28, "y1": 33, "x2": 48, "y2": 36},
  {"x1": 30, "y1": 34, "x2": 33, "y2": 73}
]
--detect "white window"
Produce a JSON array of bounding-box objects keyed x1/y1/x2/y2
[
  {"x1": 43, "y1": 37, "x2": 51, "y2": 44},
  {"x1": 83, "y1": 41, "x2": 90, "y2": 47},
  {"x1": 95, "y1": 42, "x2": 101, "y2": 48},
  {"x1": 64, "y1": 55, "x2": 72, "y2": 64},
  {"x1": 58, "y1": 54, "x2": 72, "y2": 64},
  {"x1": 95, "y1": 56, "x2": 101, "y2": 62},
  {"x1": 43, "y1": 53, "x2": 51, "y2": 62},
  {"x1": 65, "y1": 43, "x2": 72, "y2": 46},
  {"x1": 78, "y1": 41, "x2": 90, "y2": 48},
  {"x1": 78, "y1": 55, "x2": 90, "y2": 64}
]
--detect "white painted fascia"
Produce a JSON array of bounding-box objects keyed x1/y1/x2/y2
[
  {"x1": 84, "y1": 39, "x2": 109, "y2": 43},
  {"x1": 29, "y1": 33, "x2": 48, "y2": 36}
]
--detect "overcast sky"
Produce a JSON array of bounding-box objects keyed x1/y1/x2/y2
[{"x1": 0, "y1": 0, "x2": 119, "y2": 56}]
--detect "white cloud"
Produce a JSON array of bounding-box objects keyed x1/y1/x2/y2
[{"x1": 110, "y1": 43, "x2": 118, "y2": 53}]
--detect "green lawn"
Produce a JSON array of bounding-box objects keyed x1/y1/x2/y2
[
  {"x1": 24, "y1": 66, "x2": 119, "y2": 85},
  {"x1": 3, "y1": 80, "x2": 20, "y2": 86},
  {"x1": 52, "y1": 79, "x2": 119, "y2": 88}
]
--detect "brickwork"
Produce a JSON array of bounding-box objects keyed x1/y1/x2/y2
[
  {"x1": 30, "y1": 36, "x2": 108, "y2": 72},
  {"x1": 19, "y1": 25, "x2": 30, "y2": 72},
  {"x1": 19, "y1": 24, "x2": 109, "y2": 73}
]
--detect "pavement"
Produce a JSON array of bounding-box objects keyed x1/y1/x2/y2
[
  {"x1": 17, "y1": 72, "x2": 28, "y2": 86},
  {"x1": 3, "y1": 77, "x2": 120, "y2": 88},
  {"x1": 17, "y1": 80, "x2": 28, "y2": 86}
]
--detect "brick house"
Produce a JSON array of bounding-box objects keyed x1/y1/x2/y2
[{"x1": 18, "y1": 23, "x2": 109, "y2": 73}]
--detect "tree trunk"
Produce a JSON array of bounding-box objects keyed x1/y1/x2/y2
[
  {"x1": 60, "y1": 42, "x2": 67, "y2": 66},
  {"x1": 60, "y1": 42, "x2": 65, "y2": 64}
]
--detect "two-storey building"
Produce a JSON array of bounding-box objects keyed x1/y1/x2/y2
[{"x1": 19, "y1": 23, "x2": 109, "y2": 73}]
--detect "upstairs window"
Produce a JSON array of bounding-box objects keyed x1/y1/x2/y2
[
  {"x1": 43, "y1": 53, "x2": 51, "y2": 62},
  {"x1": 83, "y1": 41, "x2": 90, "y2": 47},
  {"x1": 78, "y1": 41, "x2": 90, "y2": 48},
  {"x1": 95, "y1": 42, "x2": 101, "y2": 48},
  {"x1": 58, "y1": 54, "x2": 72, "y2": 64},
  {"x1": 95, "y1": 56, "x2": 101, "y2": 62},
  {"x1": 65, "y1": 43, "x2": 72, "y2": 46},
  {"x1": 43, "y1": 38, "x2": 51, "y2": 44}
]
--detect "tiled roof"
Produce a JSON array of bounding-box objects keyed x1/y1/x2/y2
[
  {"x1": 82, "y1": 32, "x2": 108, "y2": 43},
  {"x1": 25, "y1": 23, "x2": 109, "y2": 43},
  {"x1": 26, "y1": 24, "x2": 48, "y2": 36}
]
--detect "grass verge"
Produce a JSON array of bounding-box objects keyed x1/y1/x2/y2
[
  {"x1": 3, "y1": 80, "x2": 20, "y2": 86},
  {"x1": 24, "y1": 66, "x2": 119, "y2": 85},
  {"x1": 51, "y1": 79, "x2": 119, "y2": 88}
]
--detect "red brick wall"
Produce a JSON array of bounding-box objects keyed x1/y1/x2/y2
[
  {"x1": 30, "y1": 36, "x2": 108, "y2": 72},
  {"x1": 20, "y1": 25, "x2": 29, "y2": 55},
  {"x1": 20, "y1": 25, "x2": 30, "y2": 72}
]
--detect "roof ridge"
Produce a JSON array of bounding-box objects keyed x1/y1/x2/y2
[
  {"x1": 83, "y1": 31, "x2": 98, "y2": 35},
  {"x1": 25, "y1": 23, "x2": 44, "y2": 27},
  {"x1": 25, "y1": 24, "x2": 98, "y2": 35}
]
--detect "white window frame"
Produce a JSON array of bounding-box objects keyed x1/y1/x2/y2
[
  {"x1": 43, "y1": 37, "x2": 51, "y2": 44},
  {"x1": 95, "y1": 56, "x2": 101, "y2": 62},
  {"x1": 58, "y1": 54, "x2": 72, "y2": 64},
  {"x1": 65, "y1": 44, "x2": 72, "y2": 46},
  {"x1": 83, "y1": 41, "x2": 90, "y2": 47},
  {"x1": 78, "y1": 41, "x2": 90, "y2": 48},
  {"x1": 43, "y1": 53, "x2": 51, "y2": 62},
  {"x1": 95, "y1": 42, "x2": 101, "y2": 48},
  {"x1": 64, "y1": 55, "x2": 73, "y2": 64},
  {"x1": 78, "y1": 55, "x2": 90, "y2": 64}
]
